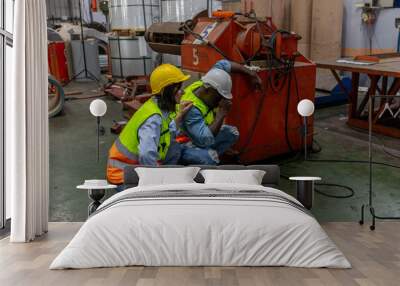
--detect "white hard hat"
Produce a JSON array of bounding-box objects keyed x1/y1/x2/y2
[{"x1": 201, "y1": 68, "x2": 232, "y2": 99}]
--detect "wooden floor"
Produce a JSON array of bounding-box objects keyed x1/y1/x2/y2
[{"x1": 0, "y1": 222, "x2": 399, "y2": 286}]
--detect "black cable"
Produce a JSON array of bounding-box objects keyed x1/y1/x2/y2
[
  {"x1": 347, "y1": 124, "x2": 400, "y2": 160},
  {"x1": 233, "y1": 15, "x2": 297, "y2": 157},
  {"x1": 280, "y1": 174, "x2": 355, "y2": 199},
  {"x1": 306, "y1": 159, "x2": 400, "y2": 169},
  {"x1": 308, "y1": 123, "x2": 400, "y2": 166},
  {"x1": 279, "y1": 154, "x2": 400, "y2": 199},
  {"x1": 379, "y1": 141, "x2": 400, "y2": 159},
  {"x1": 284, "y1": 68, "x2": 294, "y2": 152},
  {"x1": 314, "y1": 184, "x2": 354, "y2": 199},
  {"x1": 280, "y1": 155, "x2": 400, "y2": 169},
  {"x1": 311, "y1": 139, "x2": 322, "y2": 154}
]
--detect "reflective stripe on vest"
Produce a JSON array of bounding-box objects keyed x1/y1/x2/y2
[
  {"x1": 107, "y1": 158, "x2": 135, "y2": 170},
  {"x1": 117, "y1": 98, "x2": 172, "y2": 161},
  {"x1": 181, "y1": 81, "x2": 216, "y2": 126},
  {"x1": 115, "y1": 138, "x2": 139, "y2": 161}
]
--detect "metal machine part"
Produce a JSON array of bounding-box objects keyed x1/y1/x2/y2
[
  {"x1": 159, "y1": 1, "x2": 222, "y2": 66},
  {"x1": 145, "y1": 12, "x2": 316, "y2": 163},
  {"x1": 145, "y1": 22, "x2": 184, "y2": 55},
  {"x1": 109, "y1": 36, "x2": 154, "y2": 78},
  {"x1": 109, "y1": 0, "x2": 160, "y2": 31},
  {"x1": 108, "y1": 0, "x2": 159, "y2": 77},
  {"x1": 146, "y1": 13, "x2": 300, "y2": 64},
  {"x1": 48, "y1": 75, "x2": 65, "y2": 118}
]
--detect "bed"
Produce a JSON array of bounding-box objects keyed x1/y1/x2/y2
[{"x1": 50, "y1": 165, "x2": 351, "y2": 269}]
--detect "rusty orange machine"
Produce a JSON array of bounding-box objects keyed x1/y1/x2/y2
[{"x1": 145, "y1": 11, "x2": 316, "y2": 163}]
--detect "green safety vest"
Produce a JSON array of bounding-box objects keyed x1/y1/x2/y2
[
  {"x1": 181, "y1": 81, "x2": 216, "y2": 125},
  {"x1": 118, "y1": 98, "x2": 171, "y2": 161}
]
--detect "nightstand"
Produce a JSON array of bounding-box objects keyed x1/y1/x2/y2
[
  {"x1": 77, "y1": 180, "x2": 117, "y2": 216},
  {"x1": 289, "y1": 177, "x2": 321, "y2": 210}
]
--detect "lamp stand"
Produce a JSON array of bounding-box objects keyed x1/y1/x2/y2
[
  {"x1": 359, "y1": 95, "x2": 400, "y2": 230},
  {"x1": 97, "y1": 116, "x2": 100, "y2": 162},
  {"x1": 303, "y1": 116, "x2": 308, "y2": 161},
  {"x1": 64, "y1": 0, "x2": 100, "y2": 86}
]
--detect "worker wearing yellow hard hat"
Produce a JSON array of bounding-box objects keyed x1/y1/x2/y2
[{"x1": 107, "y1": 64, "x2": 192, "y2": 187}]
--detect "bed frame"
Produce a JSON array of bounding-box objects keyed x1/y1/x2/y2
[{"x1": 123, "y1": 165, "x2": 280, "y2": 189}]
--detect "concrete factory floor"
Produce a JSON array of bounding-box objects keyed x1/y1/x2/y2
[{"x1": 49, "y1": 81, "x2": 400, "y2": 222}]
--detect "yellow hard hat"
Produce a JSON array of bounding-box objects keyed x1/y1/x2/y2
[{"x1": 150, "y1": 64, "x2": 191, "y2": 94}]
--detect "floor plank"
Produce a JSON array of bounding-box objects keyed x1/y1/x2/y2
[{"x1": 0, "y1": 222, "x2": 399, "y2": 286}]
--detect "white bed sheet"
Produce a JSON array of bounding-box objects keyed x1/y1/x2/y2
[{"x1": 50, "y1": 183, "x2": 351, "y2": 269}]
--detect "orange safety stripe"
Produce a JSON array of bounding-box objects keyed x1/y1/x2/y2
[
  {"x1": 107, "y1": 143, "x2": 139, "y2": 185},
  {"x1": 115, "y1": 138, "x2": 140, "y2": 161},
  {"x1": 106, "y1": 142, "x2": 165, "y2": 185},
  {"x1": 107, "y1": 166, "x2": 124, "y2": 185}
]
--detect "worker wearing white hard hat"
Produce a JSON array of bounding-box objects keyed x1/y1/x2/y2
[
  {"x1": 177, "y1": 59, "x2": 262, "y2": 165},
  {"x1": 202, "y1": 68, "x2": 233, "y2": 99}
]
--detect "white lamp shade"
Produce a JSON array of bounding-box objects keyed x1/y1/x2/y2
[
  {"x1": 297, "y1": 99, "x2": 315, "y2": 117},
  {"x1": 90, "y1": 99, "x2": 107, "y2": 117}
]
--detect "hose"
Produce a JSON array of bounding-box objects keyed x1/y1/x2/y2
[
  {"x1": 347, "y1": 125, "x2": 400, "y2": 160},
  {"x1": 279, "y1": 142, "x2": 400, "y2": 200},
  {"x1": 280, "y1": 174, "x2": 355, "y2": 199}
]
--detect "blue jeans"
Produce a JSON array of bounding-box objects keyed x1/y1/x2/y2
[
  {"x1": 116, "y1": 185, "x2": 128, "y2": 193},
  {"x1": 164, "y1": 140, "x2": 183, "y2": 165},
  {"x1": 180, "y1": 125, "x2": 239, "y2": 165},
  {"x1": 115, "y1": 141, "x2": 183, "y2": 192}
]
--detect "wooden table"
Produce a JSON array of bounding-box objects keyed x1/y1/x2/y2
[{"x1": 316, "y1": 59, "x2": 400, "y2": 138}]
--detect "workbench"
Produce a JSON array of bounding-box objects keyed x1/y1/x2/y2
[{"x1": 316, "y1": 59, "x2": 400, "y2": 138}]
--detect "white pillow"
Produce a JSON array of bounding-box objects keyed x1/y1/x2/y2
[
  {"x1": 200, "y1": 169, "x2": 266, "y2": 185},
  {"x1": 135, "y1": 167, "x2": 200, "y2": 186}
]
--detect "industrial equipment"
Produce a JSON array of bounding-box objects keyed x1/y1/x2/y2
[
  {"x1": 145, "y1": 11, "x2": 316, "y2": 163},
  {"x1": 108, "y1": 0, "x2": 158, "y2": 78},
  {"x1": 109, "y1": 36, "x2": 153, "y2": 78},
  {"x1": 48, "y1": 41, "x2": 70, "y2": 84},
  {"x1": 48, "y1": 75, "x2": 65, "y2": 118},
  {"x1": 71, "y1": 38, "x2": 101, "y2": 81},
  {"x1": 161, "y1": 0, "x2": 222, "y2": 66}
]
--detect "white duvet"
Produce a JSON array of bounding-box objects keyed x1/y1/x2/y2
[{"x1": 50, "y1": 183, "x2": 351, "y2": 269}]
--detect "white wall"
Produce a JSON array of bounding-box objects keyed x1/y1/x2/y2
[{"x1": 342, "y1": 0, "x2": 400, "y2": 56}]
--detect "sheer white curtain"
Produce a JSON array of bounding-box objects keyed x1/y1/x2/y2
[{"x1": 7, "y1": 0, "x2": 49, "y2": 242}]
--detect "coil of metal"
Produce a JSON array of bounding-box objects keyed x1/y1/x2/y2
[
  {"x1": 109, "y1": 0, "x2": 161, "y2": 31},
  {"x1": 109, "y1": 36, "x2": 154, "y2": 77}
]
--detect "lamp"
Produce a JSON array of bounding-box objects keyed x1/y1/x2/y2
[
  {"x1": 297, "y1": 99, "x2": 315, "y2": 160},
  {"x1": 90, "y1": 99, "x2": 107, "y2": 162}
]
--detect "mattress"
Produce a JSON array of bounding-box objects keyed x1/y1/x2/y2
[{"x1": 50, "y1": 183, "x2": 351, "y2": 269}]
